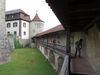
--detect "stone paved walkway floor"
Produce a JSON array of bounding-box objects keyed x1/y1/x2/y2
[{"x1": 71, "y1": 56, "x2": 96, "y2": 75}]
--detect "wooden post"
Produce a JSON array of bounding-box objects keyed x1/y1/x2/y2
[
  {"x1": 59, "y1": 27, "x2": 71, "y2": 75},
  {"x1": 66, "y1": 26, "x2": 71, "y2": 54},
  {"x1": 66, "y1": 25, "x2": 71, "y2": 75}
]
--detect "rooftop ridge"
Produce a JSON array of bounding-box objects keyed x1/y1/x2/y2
[
  {"x1": 35, "y1": 24, "x2": 64, "y2": 37},
  {"x1": 32, "y1": 13, "x2": 44, "y2": 22},
  {"x1": 6, "y1": 9, "x2": 29, "y2": 16}
]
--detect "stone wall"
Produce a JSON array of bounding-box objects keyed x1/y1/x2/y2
[
  {"x1": 86, "y1": 25, "x2": 100, "y2": 75},
  {"x1": 0, "y1": 0, "x2": 11, "y2": 64},
  {"x1": 44, "y1": 31, "x2": 66, "y2": 46},
  {"x1": 7, "y1": 36, "x2": 15, "y2": 49},
  {"x1": 70, "y1": 32, "x2": 83, "y2": 55},
  {"x1": 34, "y1": 31, "x2": 66, "y2": 74},
  {"x1": 17, "y1": 37, "x2": 30, "y2": 47}
]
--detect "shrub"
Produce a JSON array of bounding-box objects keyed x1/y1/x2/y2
[{"x1": 14, "y1": 38, "x2": 23, "y2": 49}]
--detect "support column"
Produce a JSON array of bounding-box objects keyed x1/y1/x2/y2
[
  {"x1": 0, "y1": 0, "x2": 11, "y2": 64},
  {"x1": 66, "y1": 26, "x2": 71, "y2": 54},
  {"x1": 60, "y1": 25, "x2": 71, "y2": 75},
  {"x1": 65, "y1": 25, "x2": 71, "y2": 75}
]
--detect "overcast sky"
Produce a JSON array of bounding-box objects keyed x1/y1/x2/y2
[{"x1": 6, "y1": 0, "x2": 61, "y2": 31}]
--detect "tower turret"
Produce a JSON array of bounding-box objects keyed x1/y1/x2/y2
[{"x1": 29, "y1": 12, "x2": 44, "y2": 38}]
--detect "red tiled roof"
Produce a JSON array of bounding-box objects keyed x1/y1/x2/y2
[
  {"x1": 35, "y1": 24, "x2": 64, "y2": 37},
  {"x1": 32, "y1": 13, "x2": 44, "y2": 22}
]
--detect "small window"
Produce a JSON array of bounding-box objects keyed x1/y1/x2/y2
[
  {"x1": 14, "y1": 31, "x2": 16, "y2": 35},
  {"x1": 23, "y1": 23, "x2": 26, "y2": 27},
  {"x1": 7, "y1": 23, "x2": 11, "y2": 28},
  {"x1": 24, "y1": 31, "x2": 26, "y2": 35},
  {"x1": 7, "y1": 32, "x2": 10, "y2": 34},
  {"x1": 7, "y1": 31, "x2": 10, "y2": 36},
  {"x1": 13, "y1": 22, "x2": 17, "y2": 27}
]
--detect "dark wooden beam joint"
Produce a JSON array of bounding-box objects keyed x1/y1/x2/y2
[{"x1": 83, "y1": 14, "x2": 100, "y2": 31}]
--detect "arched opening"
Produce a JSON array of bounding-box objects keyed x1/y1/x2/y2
[
  {"x1": 57, "y1": 56, "x2": 64, "y2": 73},
  {"x1": 49, "y1": 50, "x2": 55, "y2": 65},
  {"x1": 44, "y1": 47, "x2": 48, "y2": 56}
]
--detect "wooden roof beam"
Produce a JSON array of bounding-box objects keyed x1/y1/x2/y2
[
  {"x1": 70, "y1": 16, "x2": 94, "y2": 20},
  {"x1": 70, "y1": 8, "x2": 100, "y2": 13},
  {"x1": 83, "y1": 14, "x2": 100, "y2": 31}
]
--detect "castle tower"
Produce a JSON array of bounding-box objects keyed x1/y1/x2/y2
[{"x1": 29, "y1": 12, "x2": 44, "y2": 38}]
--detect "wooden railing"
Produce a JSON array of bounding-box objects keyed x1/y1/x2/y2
[{"x1": 36, "y1": 41, "x2": 66, "y2": 54}]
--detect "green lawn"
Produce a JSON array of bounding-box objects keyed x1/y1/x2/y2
[{"x1": 0, "y1": 48, "x2": 58, "y2": 75}]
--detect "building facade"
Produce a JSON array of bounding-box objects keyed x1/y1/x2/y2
[
  {"x1": 5, "y1": 9, "x2": 44, "y2": 47},
  {"x1": 29, "y1": 13, "x2": 44, "y2": 38},
  {"x1": 6, "y1": 9, "x2": 30, "y2": 39},
  {"x1": 6, "y1": 9, "x2": 44, "y2": 40}
]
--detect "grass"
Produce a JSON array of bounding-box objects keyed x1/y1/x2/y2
[{"x1": 0, "y1": 48, "x2": 58, "y2": 75}]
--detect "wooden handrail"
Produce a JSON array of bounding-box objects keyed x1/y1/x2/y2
[{"x1": 37, "y1": 41, "x2": 66, "y2": 54}]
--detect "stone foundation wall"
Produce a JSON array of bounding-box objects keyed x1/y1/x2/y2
[{"x1": 18, "y1": 38, "x2": 30, "y2": 47}]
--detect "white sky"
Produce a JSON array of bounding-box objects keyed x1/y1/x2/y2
[{"x1": 6, "y1": 0, "x2": 61, "y2": 31}]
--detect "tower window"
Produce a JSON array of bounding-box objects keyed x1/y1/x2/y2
[
  {"x1": 7, "y1": 23, "x2": 11, "y2": 28},
  {"x1": 24, "y1": 31, "x2": 26, "y2": 35},
  {"x1": 13, "y1": 22, "x2": 17, "y2": 27},
  {"x1": 23, "y1": 23, "x2": 26, "y2": 27}
]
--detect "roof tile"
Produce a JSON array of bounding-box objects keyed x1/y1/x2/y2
[
  {"x1": 32, "y1": 13, "x2": 44, "y2": 22},
  {"x1": 35, "y1": 24, "x2": 64, "y2": 37}
]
